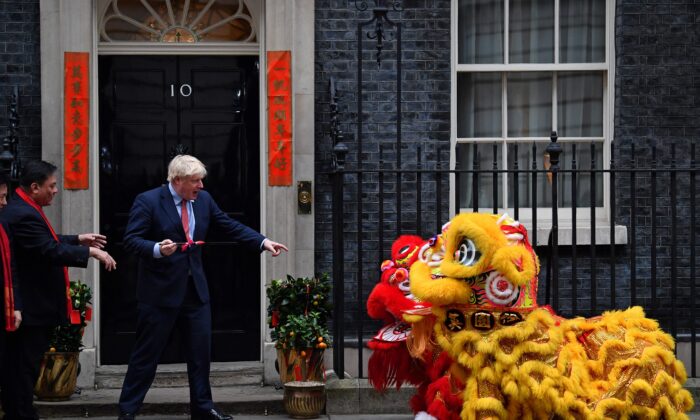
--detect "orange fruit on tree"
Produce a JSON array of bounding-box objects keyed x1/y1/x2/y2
[{"x1": 318, "y1": 342, "x2": 327, "y2": 349}]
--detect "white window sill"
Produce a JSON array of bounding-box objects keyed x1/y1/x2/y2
[{"x1": 530, "y1": 225, "x2": 628, "y2": 247}]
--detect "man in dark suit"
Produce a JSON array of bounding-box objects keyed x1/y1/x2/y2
[
  {"x1": 0, "y1": 160, "x2": 117, "y2": 420},
  {"x1": 118, "y1": 155, "x2": 287, "y2": 420}
]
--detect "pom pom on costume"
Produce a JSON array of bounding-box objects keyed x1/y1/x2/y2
[{"x1": 403, "y1": 212, "x2": 693, "y2": 419}]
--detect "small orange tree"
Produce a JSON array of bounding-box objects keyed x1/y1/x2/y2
[{"x1": 267, "y1": 274, "x2": 332, "y2": 350}]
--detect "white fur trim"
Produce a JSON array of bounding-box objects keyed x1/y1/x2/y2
[{"x1": 415, "y1": 412, "x2": 438, "y2": 420}]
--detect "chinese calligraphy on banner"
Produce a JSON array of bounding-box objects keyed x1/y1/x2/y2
[
  {"x1": 267, "y1": 51, "x2": 292, "y2": 186},
  {"x1": 64, "y1": 52, "x2": 89, "y2": 189}
]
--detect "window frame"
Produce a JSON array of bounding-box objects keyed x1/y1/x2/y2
[{"x1": 450, "y1": 0, "x2": 616, "y2": 234}]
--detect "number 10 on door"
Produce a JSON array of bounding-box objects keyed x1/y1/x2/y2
[{"x1": 170, "y1": 84, "x2": 192, "y2": 97}]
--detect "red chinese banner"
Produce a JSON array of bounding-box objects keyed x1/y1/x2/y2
[
  {"x1": 64, "y1": 52, "x2": 89, "y2": 189},
  {"x1": 267, "y1": 51, "x2": 292, "y2": 186}
]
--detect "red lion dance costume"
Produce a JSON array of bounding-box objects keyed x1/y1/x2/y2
[
  {"x1": 366, "y1": 235, "x2": 427, "y2": 391},
  {"x1": 368, "y1": 213, "x2": 693, "y2": 420}
]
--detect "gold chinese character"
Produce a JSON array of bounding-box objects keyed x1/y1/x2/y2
[
  {"x1": 273, "y1": 157, "x2": 288, "y2": 171},
  {"x1": 472, "y1": 311, "x2": 494, "y2": 330},
  {"x1": 444, "y1": 309, "x2": 465, "y2": 332},
  {"x1": 71, "y1": 110, "x2": 82, "y2": 126},
  {"x1": 273, "y1": 79, "x2": 285, "y2": 91},
  {"x1": 274, "y1": 110, "x2": 286, "y2": 121},
  {"x1": 70, "y1": 144, "x2": 82, "y2": 158}
]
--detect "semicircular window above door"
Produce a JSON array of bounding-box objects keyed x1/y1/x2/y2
[{"x1": 99, "y1": 0, "x2": 257, "y2": 43}]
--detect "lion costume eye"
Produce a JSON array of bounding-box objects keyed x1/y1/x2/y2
[
  {"x1": 397, "y1": 245, "x2": 411, "y2": 258},
  {"x1": 454, "y1": 238, "x2": 480, "y2": 266}
]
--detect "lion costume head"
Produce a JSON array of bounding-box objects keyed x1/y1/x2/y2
[{"x1": 410, "y1": 213, "x2": 539, "y2": 310}]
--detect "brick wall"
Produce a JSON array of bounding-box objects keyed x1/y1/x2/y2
[
  {"x1": 314, "y1": 0, "x2": 452, "y2": 327},
  {"x1": 0, "y1": 0, "x2": 41, "y2": 162},
  {"x1": 316, "y1": 0, "x2": 700, "y2": 341}
]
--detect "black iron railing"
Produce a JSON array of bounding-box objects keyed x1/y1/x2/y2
[{"x1": 326, "y1": 134, "x2": 700, "y2": 379}]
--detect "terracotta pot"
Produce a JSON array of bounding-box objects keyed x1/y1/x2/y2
[
  {"x1": 276, "y1": 348, "x2": 324, "y2": 383},
  {"x1": 283, "y1": 381, "x2": 326, "y2": 419},
  {"x1": 34, "y1": 351, "x2": 79, "y2": 401}
]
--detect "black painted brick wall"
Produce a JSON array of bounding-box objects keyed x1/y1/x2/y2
[
  {"x1": 0, "y1": 0, "x2": 41, "y2": 162},
  {"x1": 537, "y1": 0, "x2": 700, "y2": 334},
  {"x1": 314, "y1": 0, "x2": 452, "y2": 329},
  {"x1": 316, "y1": 0, "x2": 700, "y2": 343}
]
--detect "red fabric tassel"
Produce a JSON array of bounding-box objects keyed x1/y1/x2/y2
[
  {"x1": 410, "y1": 383, "x2": 429, "y2": 413},
  {"x1": 70, "y1": 309, "x2": 81, "y2": 325},
  {"x1": 271, "y1": 310, "x2": 279, "y2": 327},
  {"x1": 426, "y1": 377, "x2": 462, "y2": 420},
  {"x1": 1, "y1": 224, "x2": 16, "y2": 332},
  {"x1": 367, "y1": 340, "x2": 426, "y2": 392}
]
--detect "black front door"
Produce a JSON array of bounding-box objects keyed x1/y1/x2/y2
[{"x1": 98, "y1": 55, "x2": 261, "y2": 364}]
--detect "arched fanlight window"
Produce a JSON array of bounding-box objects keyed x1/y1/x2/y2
[{"x1": 100, "y1": 0, "x2": 256, "y2": 43}]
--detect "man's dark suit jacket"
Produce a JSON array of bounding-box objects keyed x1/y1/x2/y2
[
  {"x1": 0, "y1": 198, "x2": 89, "y2": 326},
  {"x1": 124, "y1": 185, "x2": 265, "y2": 308}
]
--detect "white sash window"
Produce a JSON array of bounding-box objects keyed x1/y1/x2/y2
[{"x1": 452, "y1": 0, "x2": 617, "y2": 243}]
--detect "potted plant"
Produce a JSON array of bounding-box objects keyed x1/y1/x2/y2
[
  {"x1": 34, "y1": 280, "x2": 93, "y2": 401},
  {"x1": 267, "y1": 274, "x2": 332, "y2": 384}
]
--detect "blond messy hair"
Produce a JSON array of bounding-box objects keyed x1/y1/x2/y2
[{"x1": 167, "y1": 155, "x2": 207, "y2": 182}]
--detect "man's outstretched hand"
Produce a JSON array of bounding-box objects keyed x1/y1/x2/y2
[
  {"x1": 90, "y1": 247, "x2": 117, "y2": 271},
  {"x1": 262, "y1": 239, "x2": 288, "y2": 257},
  {"x1": 79, "y1": 233, "x2": 107, "y2": 249}
]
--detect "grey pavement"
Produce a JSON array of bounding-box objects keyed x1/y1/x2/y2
[
  {"x1": 53, "y1": 416, "x2": 415, "y2": 420},
  {"x1": 50, "y1": 415, "x2": 700, "y2": 420}
]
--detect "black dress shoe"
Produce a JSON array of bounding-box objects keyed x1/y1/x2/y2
[
  {"x1": 117, "y1": 413, "x2": 135, "y2": 420},
  {"x1": 191, "y1": 408, "x2": 232, "y2": 420}
]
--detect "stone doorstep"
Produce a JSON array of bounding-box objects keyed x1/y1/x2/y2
[
  {"x1": 685, "y1": 378, "x2": 700, "y2": 412},
  {"x1": 35, "y1": 386, "x2": 285, "y2": 418},
  {"x1": 95, "y1": 362, "x2": 264, "y2": 389},
  {"x1": 325, "y1": 378, "x2": 413, "y2": 415}
]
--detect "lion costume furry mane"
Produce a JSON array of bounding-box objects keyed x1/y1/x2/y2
[{"x1": 367, "y1": 213, "x2": 693, "y2": 420}]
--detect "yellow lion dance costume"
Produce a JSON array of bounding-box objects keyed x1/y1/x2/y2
[{"x1": 404, "y1": 213, "x2": 693, "y2": 420}]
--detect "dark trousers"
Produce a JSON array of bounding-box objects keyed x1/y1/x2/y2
[
  {"x1": 1, "y1": 325, "x2": 53, "y2": 420},
  {"x1": 118, "y1": 281, "x2": 212, "y2": 415},
  {"x1": 0, "y1": 323, "x2": 5, "y2": 417}
]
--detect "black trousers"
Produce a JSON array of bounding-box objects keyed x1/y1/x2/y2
[
  {"x1": 1, "y1": 325, "x2": 53, "y2": 420},
  {"x1": 0, "y1": 319, "x2": 5, "y2": 416},
  {"x1": 119, "y1": 278, "x2": 213, "y2": 415}
]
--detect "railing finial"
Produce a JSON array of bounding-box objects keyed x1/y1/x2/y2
[
  {"x1": 0, "y1": 86, "x2": 21, "y2": 180},
  {"x1": 545, "y1": 130, "x2": 561, "y2": 171},
  {"x1": 329, "y1": 77, "x2": 348, "y2": 170}
]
